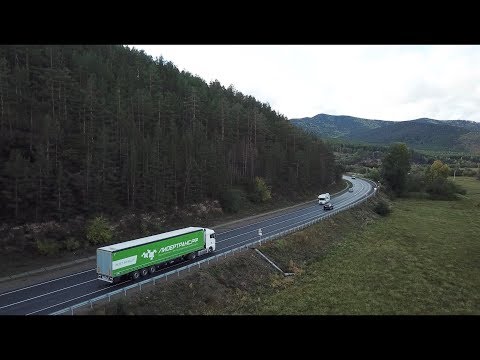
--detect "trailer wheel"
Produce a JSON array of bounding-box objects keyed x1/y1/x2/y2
[
  {"x1": 132, "y1": 271, "x2": 140, "y2": 280},
  {"x1": 140, "y1": 268, "x2": 149, "y2": 276},
  {"x1": 148, "y1": 266, "x2": 156, "y2": 274}
]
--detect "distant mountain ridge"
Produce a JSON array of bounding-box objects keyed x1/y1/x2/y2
[{"x1": 290, "y1": 114, "x2": 480, "y2": 153}]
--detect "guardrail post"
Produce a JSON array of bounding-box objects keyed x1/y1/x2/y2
[
  {"x1": 124, "y1": 288, "x2": 127, "y2": 296},
  {"x1": 71, "y1": 307, "x2": 74, "y2": 315},
  {"x1": 208, "y1": 258, "x2": 210, "y2": 265},
  {"x1": 90, "y1": 300, "x2": 93, "y2": 309},
  {"x1": 109, "y1": 294, "x2": 111, "y2": 302},
  {"x1": 139, "y1": 283, "x2": 142, "y2": 291},
  {"x1": 166, "y1": 274, "x2": 168, "y2": 281},
  {"x1": 177, "y1": 269, "x2": 180, "y2": 277}
]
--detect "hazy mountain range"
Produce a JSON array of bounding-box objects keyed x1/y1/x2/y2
[{"x1": 290, "y1": 114, "x2": 480, "y2": 153}]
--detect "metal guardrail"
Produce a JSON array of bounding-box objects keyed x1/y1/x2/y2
[{"x1": 51, "y1": 181, "x2": 377, "y2": 315}]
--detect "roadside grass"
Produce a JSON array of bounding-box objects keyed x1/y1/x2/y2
[
  {"x1": 91, "y1": 177, "x2": 479, "y2": 315},
  {"x1": 255, "y1": 177, "x2": 480, "y2": 314},
  {"x1": 91, "y1": 195, "x2": 384, "y2": 315}
]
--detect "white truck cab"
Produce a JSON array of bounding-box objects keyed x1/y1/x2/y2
[
  {"x1": 205, "y1": 228, "x2": 216, "y2": 253},
  {"x1": 318, "y1": 192, "x2": 331, "y2": 205}
]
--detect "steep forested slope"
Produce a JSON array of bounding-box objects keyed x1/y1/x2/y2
[{"x1": 0, "y1": 45, "x2": 339, "y2": 224}]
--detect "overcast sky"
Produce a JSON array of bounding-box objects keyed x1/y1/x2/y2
[{"x1": 128, "y1": 45, "x2": 480, "y2": 122}]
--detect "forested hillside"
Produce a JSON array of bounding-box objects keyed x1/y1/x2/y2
[
  {"x1": 0, "y1": 45, "x2": 339, "y2": 225},
  {"x1": 291, "y1": 114, "x2": 387, "y2": 138},
  {"x1": 356, "y1": 121, "x2": 469, "y2": 151},
  {"x1": 291, "y1": 113, "x2": 480, "y2": 153}
]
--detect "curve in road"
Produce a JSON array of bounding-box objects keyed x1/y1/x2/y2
[{"x1": 0, "y1": 175, "x2": 375, "y2": 315}]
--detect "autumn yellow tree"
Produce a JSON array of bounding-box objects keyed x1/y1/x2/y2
[
  {"x1": 425, "y1": 160, "x2": 450, "y2": 183},
  {"x1": 424, "y1": 160, "x2": 465, "y2": 198}
]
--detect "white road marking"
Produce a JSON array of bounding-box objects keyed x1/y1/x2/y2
[
  {"x1": 0, "y1": 268, "x2": 96, "y2": 297},
  {"x1": 27, "y1": 280, "x2": 130, "y2": 315},
  {"x1": 0, "y1": 278, "x2": 97, "y2": 310},
  {"x1": 217, "y1": 206, "x2": 326, "y2": 243},
  {"x1": 215, "y1": 201, "x2": 319, "y2": 235},
  {"x1": 217, "y1": 182, "x2": 368, "y2": 245},
  {"x1": 216, "y1": 175, "x2": 363, "y2": 236},
  {"x1": 220, "y1": 183, "x2": 371, "y2": 251}
]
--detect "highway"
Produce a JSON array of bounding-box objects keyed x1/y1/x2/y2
[{"x1": 0, "y1": 175, "x2": 374, "y2": 315}]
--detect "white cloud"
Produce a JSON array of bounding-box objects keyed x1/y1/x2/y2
[{"x1": 129, "y1": 45, "x2": 480, "y2": 122}]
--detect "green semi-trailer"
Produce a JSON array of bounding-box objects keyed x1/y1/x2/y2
[{"x1": 97, "y1": 227, "x2": 216, "y2": 283}]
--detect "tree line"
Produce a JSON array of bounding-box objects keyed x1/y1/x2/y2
[
  {"x1": 380, "y1": 143, "x2": 466, "y2": 199},
  {"x1": 0, "y1": 45, "x2": 340, "y2": 224}
]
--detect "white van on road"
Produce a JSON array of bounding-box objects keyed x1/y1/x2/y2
[{"x1": 318, "y1": 192, "x2": 330, "y2": 205}]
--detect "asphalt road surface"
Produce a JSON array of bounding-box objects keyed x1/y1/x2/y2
[{"x1": 0, "y1": 175, "x2": 374, "y2": 315}]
